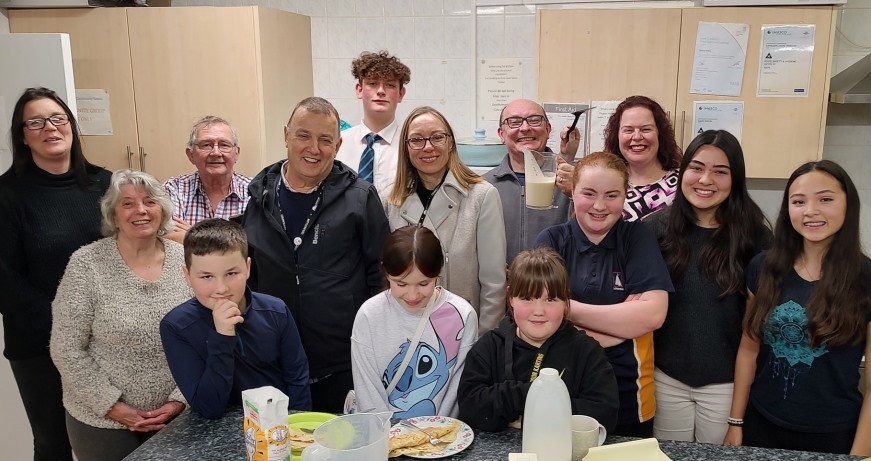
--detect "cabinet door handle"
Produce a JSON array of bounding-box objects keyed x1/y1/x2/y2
[
  {"x1": 126, "y1": 146, "x2": 134, "y2": 169},
  {"x1": 139, "y1": 147, "x2": 147, "y2": 172},
  {"x1": 679, "y1": 111, "x2": 686, "y2": 151}
]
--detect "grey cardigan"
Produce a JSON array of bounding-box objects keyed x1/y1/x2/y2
[{"x1": 51, "y1": 237, "x2": 191, "y2": 429}]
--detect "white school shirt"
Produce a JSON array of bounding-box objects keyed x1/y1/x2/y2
[{"x1": 337, "y1": 120, "x2": 401, "y2": 195}]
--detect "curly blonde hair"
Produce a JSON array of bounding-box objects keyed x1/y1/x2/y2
[{"x1": 351, "y1": 51, "x2": 411, "y2": 87}]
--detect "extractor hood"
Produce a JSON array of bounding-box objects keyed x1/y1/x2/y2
[{"x1": 830, "y1": 52, "x2": 871, "y2": 104}]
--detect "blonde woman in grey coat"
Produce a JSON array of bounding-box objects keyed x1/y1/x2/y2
[{"x1": 384, "y1": 106, "x2": 506, "y2": 335}]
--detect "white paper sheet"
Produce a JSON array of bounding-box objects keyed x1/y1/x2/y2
[
  {"x1": 690, "y1": 22, "x2": 750, "y2": 97},
  {"x1": 756, "y1": 25, "x2": 815, "y2": 97},
  {"x1": 588, "y1": 101, "x2": 621, "y2": 154},
  {"x1": 543, "y1": 102, "x2": 589, "y2": 159},
  {"x1": 478, "y1": 59, "x2": 523, "y2": 121},
  {"x1": 691, "y1": 101, "x2": 744, "y2": 143},
  {"x1": 76, "y1": 89, "x2": 114, "y2": 135}
]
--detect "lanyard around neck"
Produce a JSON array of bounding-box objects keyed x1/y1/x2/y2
[
  {"x1": 417, "y1": 172, "x2": 448, "y2": 226},
  {"x1": 504, "y1": 326, "x2": 555, "y2": 383},
  {"x1": 275, "y1": 178, "x2": 324, "y2": 251}
]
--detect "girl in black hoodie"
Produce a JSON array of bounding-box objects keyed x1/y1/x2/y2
[{"x1": 458, "y1": 248, "x2": 619, "y2": 432}]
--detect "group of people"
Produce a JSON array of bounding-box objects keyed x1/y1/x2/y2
[{"x1": 0, "y1": 48, "x2": 868, "y2": 461}]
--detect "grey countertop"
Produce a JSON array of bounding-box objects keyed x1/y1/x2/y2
[{"x1": 124, "y1": 408, "x2": 863, "y2": 461}]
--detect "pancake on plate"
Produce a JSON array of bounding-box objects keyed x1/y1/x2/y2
[
  {"x1": 288, "y1": 427, "x2": 315, "y2": 452},
  {"x1": 388, "y1": 420, "x2": 461, "y2": 457}
]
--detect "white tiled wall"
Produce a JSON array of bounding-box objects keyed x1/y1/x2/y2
[
  {"x1": 823, "y1": 0, "x2": 871, "y2": 249},
  {"x1": 171, "y1": 0, "x2": 542, "y2": 139}
]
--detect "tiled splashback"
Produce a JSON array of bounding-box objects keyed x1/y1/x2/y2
[{"x1": 171, "y1": 0, "x2": 537, "y2": 139}]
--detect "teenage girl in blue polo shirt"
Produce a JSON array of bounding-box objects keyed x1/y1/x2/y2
[
  {"x1": 645, "y1": 130, "x2": 771, "y2": 444},
  {"x1": 723, "y1": 160, "x2": 871, "y2": 456},
  {"x1": 536, "y1": 151, "x2": 673, "y2": 437}
]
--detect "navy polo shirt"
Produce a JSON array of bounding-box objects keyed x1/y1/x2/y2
[{"x1": 535, "y1": 218, "x2": 673, "y2": 425}]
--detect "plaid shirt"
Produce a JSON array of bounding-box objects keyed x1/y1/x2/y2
[{"x1": 164, "y1": 171, "x2": 251, "y2": 224}]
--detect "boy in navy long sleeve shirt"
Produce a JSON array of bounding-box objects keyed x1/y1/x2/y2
[{"x1": 161, "y1": 219, "x2": 311, "y2": 419}]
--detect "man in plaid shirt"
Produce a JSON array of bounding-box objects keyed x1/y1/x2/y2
[{"x1": 164, "y1": 116, "x2": 251, "y2": 243}]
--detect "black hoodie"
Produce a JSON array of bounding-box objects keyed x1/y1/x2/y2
[
  {"x1": 458, "y1": 317, "x2": 619, "y2": 432},
  {"x1": 239, "y1": 160, "x2": 389, "y2": 379}
]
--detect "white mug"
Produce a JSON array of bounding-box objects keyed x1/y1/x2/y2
[{"x1": 571, "y1": 415, "x2": 606, "y2": 460}]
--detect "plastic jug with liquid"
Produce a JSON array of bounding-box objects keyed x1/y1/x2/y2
[{"x1": 521, "y1": 367, "x2": 572, "y2": 461}]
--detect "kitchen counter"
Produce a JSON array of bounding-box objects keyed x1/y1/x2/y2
[{"x1": 124, "y1": 407, "x2": 863, "y2": 461}]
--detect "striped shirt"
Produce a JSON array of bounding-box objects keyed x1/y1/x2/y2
[{"x1": 164, "y1": 171, "x2": 251, "y2": 224}]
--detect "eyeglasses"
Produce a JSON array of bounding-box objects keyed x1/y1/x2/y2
[
  {"x1": 23, "y1": 114, "x2": 70, "y2": 131},
  {"x1": 501, "y1": 115, "x2": 547, "y2": 129},
  {"x1": 406, "y1": 133, "x2": 451, "y2": 150},
  {"x1": 195, "y1": 141, "x2": 237, "y2": 153}
]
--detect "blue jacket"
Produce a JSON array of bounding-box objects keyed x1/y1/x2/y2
[{"x1": 160, "y1": 290, "x2": 312, "y2": 419}]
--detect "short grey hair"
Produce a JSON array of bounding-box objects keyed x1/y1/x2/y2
[
  {"x1": 186, "y1": 115, "x2": 239, "y2": 150},
  {"x1": 287, "y1": 97, "x2": 341, "y2": 136},
  {"x1": 101, "y1": 169, "x2": 174, "y2": 237}
]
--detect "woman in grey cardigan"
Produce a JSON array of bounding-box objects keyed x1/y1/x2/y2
[
  {"x1": 50, "y1": 170, "x2": 192, "y2": 461},
  {"x1": 384, "y1": 106, "x2": 506, "y2": 335}
]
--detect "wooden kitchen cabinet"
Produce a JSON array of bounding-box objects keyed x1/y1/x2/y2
[
  {"x1": 538, "y1": 6, "x2": 835, "y2": 178},
  {"x1": 538, "y1": 8, "x2": 683, "y2": 117},
  {"x1": 10, "y1": 6, "x2": 313, "y2": 181},
  {"x1": 676, "y1": 7, "x2": 835, "y2": 179}
]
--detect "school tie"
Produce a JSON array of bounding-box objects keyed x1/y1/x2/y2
[{"x1": 358, "y1": 133, "x2": 380, "y2": 184}]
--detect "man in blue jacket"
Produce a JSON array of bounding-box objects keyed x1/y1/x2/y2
[{"x1": 239, "y1": 97, "x2": 389, "y2": 412}]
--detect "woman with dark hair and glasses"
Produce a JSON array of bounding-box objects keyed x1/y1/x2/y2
[
  {"x1": 385, "y1": 106, "x2": 506, "y2": 335},
  {"x1": 0, "y1": 87, "x2": 111, "y2": 460},
  {"x1": 644, "y1": 130, "x2": 771, "y2": 443},
  {"x1": 603, "y1": 95, "x2": 682, "y2": 221}
]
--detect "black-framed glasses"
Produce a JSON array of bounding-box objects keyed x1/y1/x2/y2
[
  {"x1": 406, "y1": 133, "x2": 451, "y2": 150},
  {"x1": 24, "y1": 114, "x2": 70, "y2": 131},
  {"x1": 195, "y1": 141, "x2": 237, "y2": 153},
  {"x1": 501, "y1": 115, "x2": 547, "y2": 129}
]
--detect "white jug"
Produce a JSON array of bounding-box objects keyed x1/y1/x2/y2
[
  {"x1": 522, "y1": 367, "x2": 572, "y2": 461},
  {"x1": 301, "y1": 412, "x2": 392, "y2": 461}
]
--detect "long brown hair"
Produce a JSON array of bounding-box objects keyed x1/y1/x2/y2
[
  {"x1": 388, "y1": 106, "x2": 481, "y2": 206},
  {"x1": 662, "y1": 130, "x2": 770, "y2": 297},
  {"x1": 744, "y1": 161, "x2": 869, "y2": 347},
  {"x1": 603, "y1": 95, "x2": 681, "y2": 171}
]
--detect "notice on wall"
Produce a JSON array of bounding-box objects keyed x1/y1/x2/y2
[
  {"x1": 478, "y1": 59, "x2": 523, "y2": 121},
  {"x1": 757, "y1": 25, "x2": 815, "y2": 97},
  {"x1": 588, "y1": 100, "x2": 621, "y2": 154},
  {"x1": 690, "y1": 21, "x2": 750, "y2": 96},
  {"x1": 76, "y1": 89, "x2": 113, "y2": 135},
  {"x1": 543, "y1": 102, "x2": 590, "y2": 159},
  {"x1": 692, "y1": 101, "x2": 744, "y2": 142}
]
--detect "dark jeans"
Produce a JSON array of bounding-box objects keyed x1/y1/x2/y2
[
  {"x1": 65, "y1": 412, "x2": 155, "y2": 461},
  {"x1": 613, "y1": 418, "x2": 655, "y2": 438},
  {"x1": 9, "y1": 355, "x2": 73, "y2": 461},
  {"x1": 743, "y1": 403, "x2": 855, "y2": 454},
  {"x1": 310, "y1": 369, "x2": 353, "y2": 413}
]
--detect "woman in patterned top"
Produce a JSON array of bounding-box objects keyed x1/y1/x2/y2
[{"x1": 603, "y1": 95, "x2": 682, "y2": 221}]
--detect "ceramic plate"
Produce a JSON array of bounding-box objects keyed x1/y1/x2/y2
[
  {"x1": 389, "y1": 415, "x2": 474, "y2": 459},
  {"x1": 287, "y1": 412, "x2": 336, "y2": 460}
]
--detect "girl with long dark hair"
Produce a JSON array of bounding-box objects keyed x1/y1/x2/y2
[
  {"x1": 723, "y1": 160, "x2": 870, "y2": 456},
  {"x1": 645, "y1": 130, "x2": 771, "y2": 443}
]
